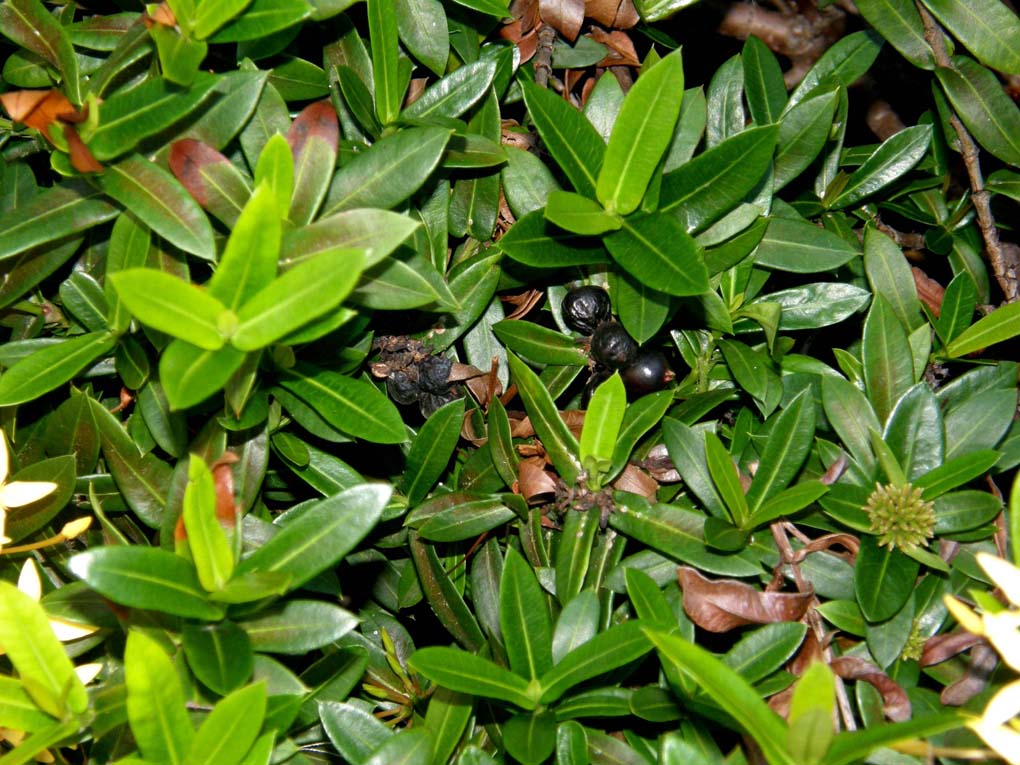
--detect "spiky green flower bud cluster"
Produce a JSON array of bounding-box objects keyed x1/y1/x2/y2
[{"x1": 864, "y1": 482, "x2": 936, "y2": 552}]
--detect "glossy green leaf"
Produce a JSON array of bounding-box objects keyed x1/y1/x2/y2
[
  {"x1": 597, "y1": 49, "x2": 684, "y2": 215},
  {"x1": 235, "y1": 484, "x2": 390, "y2": 588},
  {"x1": 492, "y1": 320, "x2": 587, "y2": 366},
  {"x1": 231, "y1": 249, "x2": 364, "y2": 350},
  {"x1": 705, "y1": 55, "x2": 744, "y2": 146},
  {"x1": 497, "y1": 210, "x2": 610, "y2": 268},
  {"x1": 660, "y1": 125, "x2": 777, "y2": 234},
  {"x1": 552, "y1": 590, "x2": 600, "y2": 662},
  {"x1": 854, "y1": 0, "x2": 933, "y2": 68},
  {"x1": 746, "y1": 391, "x2": 816, "y2": 513},
  {"x1": 403, "y1": 398, "x2": 465, "y2": 505},
  {"x1": 350, "y1": 252, "x2": 457, "y2": 311},
  {"x1": 125, "y1": 630, "x2": 194, "y2": 765},
  {"x1": 502, "y1": 147, "x2": 560, "y2": 218},
  {"x1": 192, "y1": 0, "x2": 252, "y2": 38},
  {"x1": 579, "y1": 373, "x2": 626, "y2": 476},
  {"x1": 0, "y1": 676, "x2": 54, "y2": 733},
  {"x1": 762, "y1": 282, "x2": 870, "y2": 330},
  {"x1": 501, "y1": 547, "x2": 553, "y2": 682},
  {"x1": 60, "y1": 271, "x2": 108, "y2": 331},
  {"x1": 522, "y1": 82, "x2": 605, "y2": 198},
  {"x1": 935, "y1": 271, "x2": 977, "y2": 344},
  {"x1": 507, "y1": 352, "x2": 581, "y2": 483},
  {"x1": 182, "y1": 621, "x2": 254, "y2": 696},
  {"x1": 704, "y1": 432, "x2": 748, "y2": 527},
  {"x1": 788, "y1": 30, "x2": 883, "y2": 109},
  {"x1": 409, "y1": 647, "x2": 537, "y2": 709},
  {"x1": 69, "y1": 546, "x2": 224, "y2": 619},
  {"x1": 505, "y1": 711, "x2": 557, "y2": 765},
  {"x1": 609, "y1": 390, "x2": 673, "y2": 477},
  {"x1": 723, "y1": 622, "x2": 807, "y2": 685},
  {"x1": 96, "y1": 155, "x2": 216, "y2": 259},
  {"x1": 753, "y1": 216, "x2": 859, "y2": 273},
  {"x1": 553, "y1": 509, "x2": 599, "y2": 607},
  {"x1": 921, "y1": 0, "x2": 1020, "y2": 74},
  {"x1": 821, "y1": 375, "x2": 880, "y2": 474},
  {"x1": 364, "y1": 727, "x2": 433, "y2": 765},
  {"x1": 396, "y1": 0, "x2": 448, "y2": 76},
  {"x1": 646, "y1": 629, "x2": 794, "y2": 765},
  {"x1": 207, "y1": 185, "x2": 279, "y2": 311},
  {"x1": 864, "y1": 225, "x2": 923, "y2": 332},
  {"x1": 943, "y1": 388, "x2": 1017, "y2": 460},
  {"x1": 719, "y1": 339, "x2": 783, "y2": 417},
  {"x1": 0, "y1": 0, "x2": 80, "y2": 103},
  {"x1": 0, "y1": 181, "x2": 117, "y2": 262},
  {"x1": 863, "y1": 294, "x2": 915, "y2": 424},
  {"x1": 403, "y1": 60, "x2": 495, "y2": 121},
  {"x1": 277, "y1": 363, "x2": 405, "y2": 443},
  {"x1": 605, "y1": 212, "x2": 709, "y2": 297},
  {"x1": 787, "y1": 662, "x2": 835, "y2": 764},
  {"x1": 742, "y1": 36, "x2": 786, "y2": 124},
  {"x1": 183, "y1": 455, "x2": 234, "y2": 591},
  {"x1": 320, "y1": 701, "x2": 393, "y2": 765},
  {"x1": 410, "y1": 534, "x2": 486, "y2": 651},
  {"x1": 253, "y1": 134, "x2": 294, "y2": 214},
  {"x1": 884, "y1": 383, "x2": 944, "y2": 480},
  {"x1": 544, "y1": 190, "x2": 621, "y2": 235},
  {"x1": 90, "y1": 74, "x2": 218, "y2": 160},
  {"x1": 945, "y1": 293, "x2": 1020, "y2": 357},
  {"x1": 323, "y1": 126, "x2": 451, "y2": 214},
  {"x1": 161, "y1": 342, "x2": 247, "y2": 411},
  {"x1": 183, "y1": 683, "x2": 264, "y2": 765},
  {"x1": 539, "y1": 620, "x2": 650, "y2": 703},
  {"x1": 854, "y1": 535, "x2": 919, "y2": 622},
  {"x1": 0, "y1": 331, "x2": 115, "y2": 406},
  {"x1": 830, "y1": 125, "x2": 931, "y2": 209},
  {"x1": 241, "y1": 599, "x2": 358, "y2": 653},
  {"x1": 210, "y1": 0, "x2": 311, "y2": 41},
  {"x1": 661, "y1": 418, "x2": 728, "y2": 519},
  {"x1": 283, "y1": 208, "x2": 418, "y2": 270},
  {"x1": 168, "y1": 140, "x2": 253, "y2": 229},
  {"x1": 368, "y1": 0, "x2": 401, "y2": 124},
  {"x1": 774, "y1": 88, "x2": 840, "y2": 192},
  {"x1": 110, "y1": 269, "x2": 226, "y2": 350},
  {"x1": 934, "y1": 490, "x2": 1003, "y2": 534},
  {"x1": 916, "y1": 449, "x2": 1000, "y2": 498}
]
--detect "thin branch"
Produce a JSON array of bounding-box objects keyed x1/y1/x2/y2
[
  {"x1": 532, "y1": 23, "x2": 557, "y2": 88},
  {"x1": 917, "y1": 2, "x2": 1020, "y2": 302}
]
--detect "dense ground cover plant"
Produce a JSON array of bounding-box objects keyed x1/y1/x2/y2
[{"x1": 0, "y1": 0, "x2": 1019, "y2": 762}]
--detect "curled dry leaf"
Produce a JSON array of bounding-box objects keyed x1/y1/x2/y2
[
  {"x1": 510, "y1": 0, "x2": 541, "y2": 34},
  {"x1": 831, "y1": 656, "x2": 911, "y2": 722},
  {"x1": 143, "y1": 2, "x2": 177, "y2": 28},
  {"x1": 820, "y1": 451, "x2": 848, "y2": 485},
  {"x1": 510, "y1": 409, "x2": 586, "y2": 440},
  {"x1": 286, "y1": 100, "x2": 340, "y2": 158},
  {"x1": 1, "y1": 89, "x2": 102, "y2": 172},
  {"x1": 638, "y1": 443, "x2": 680, "y2": 483},
  {"x1": 518, "y1": 456, "x2": 559, "y2": 503},
  {"x1": 501, "y1": 289, "x2": 544, "y2": 320},
  {"x1": 63, "y1": 124, "x2": 104, "y2": 173},
  {"x1": 912, "y1": 267, "x2": 945, "y2": 317},
  {"x1": 921, "y1": 630, "x2": 986, "y2": 667},
  {"x1": 585, "y1": 0, "x2": 639, "y2": 29},
  {"x1": 941, "y1": 643, "x2": 999, "y2": 706},
  {"x1": 589, "y1": 28, "x2": 639, "y2": 68},
  {"x1": 796, "y1": 533, "x2": 860, "y2": 562},
  {"x1": 678, "y1": 566, "x2": 814, "y2": 633},
  {"x1": 541, "y1": 0, "x2": 585, "y2": 41},
  {"x1": 611, "y1": 463, "x2": 657, "y2": 499}
]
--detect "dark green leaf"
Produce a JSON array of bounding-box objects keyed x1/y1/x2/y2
[
  {"x1": 864, "y1": 225, "x2": 923, "y2": 332},
  {"x1": 409, "y1": 647, "x2": 537, "y2": 709},
  {"x1": 501, "y1": 547, "x2": 553, "y2": 682},
  {"x1": 761, "y1": 282, "x2": 869, "y2": 330},
  {"x1": 884, "y1": 383, "x2": 944, "y2": 480},
  {"x1": 410, "y1": 533, "x2": 486, "y2": 651},
  {"x1": 403, "y1": 60, "x2": 496, "y2": 121},
  {"x1": 0, "y1": 0, "x2": 80, "y2": 103},
  {"x1": 943, "y1": 388, "x2": 1017, "y2": 460},
  {"x1": 719, "y1": 340, "x2": 783, "y2": 417},
  {"x1": 497, "y1": 210, "x2": 610, "y2": 268},
  {"x1": 774, "y1": 89, "x2": 840, "y2": 191},
  {"x1": 241, "y1": 600, "x2": 358, "y2": 653},
  {"x1": 854, "y1": 535, "x2": 919, "y2": 622},
  {"x1": 863, "y1": 294, "x2": 916, "y2": 424},
  {"x1": 934, "y1": 490, "x2": 1003, "y2": 534},
  {"x1": 182, "y1": 621, "x2": 254, "y2": 696},
  {"x1": 830, "y1": 125, "x2": 931, "y2": 209},
  {"x1": 921, "y1": 0, "x2": 1020, "y2": 74},
  {"x1": 492, "y1": 320, "x2": 588, "y2": 367},
  {"x1": 0, "y1": 331, "x2": 115, "y2": 406},
  {"x1": 396, "y1": 0, "x2": 448, "y2": 76},
  {"x1": 0, "y1": 181, "x2": 117, "y2": 262},
  {"x1": 403, "y1": 398, "x2": 465, "y2": 505},
  {"x1": 504, "y1": 712, "x2": 557, "y2": 765},
  {"x1": 539, "y1": 620, "x2": 650, "y2": 703},
  {"x1": 320, "y1": 701, "x2": 393, "y2": 764},
  {"x1": 788, "y1": 30, "x2": 883, "y2": 108},
  {"x1": 605, "y1": 212, "x2": 709, "y2": 297},
  {"x1": 945, "y1": 297, "x2": 1020, "y2": 358},
  {"x1": 854, "y1": 0, "x2": 933, "y2": 69},
  {"x1": 746, "y1": 391, "x2": 816, "y2": 513},
  {"x1": 723, "y1": 622, "x2": 807, "y2": 684},
  {"x1": 211, "y1": 0, "x2": 311, "y2": 42},
  {"x1": 742, "y1": 36, "x2": 787, "y2": 124},
  {"x1": 753, "y1": 216, "x2": 859, "y2": 273}
]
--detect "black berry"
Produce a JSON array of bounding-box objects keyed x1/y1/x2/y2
[
  {"x1": 590, "y1": 322, "x2": 638, "y2": 370},
  {"x1": 621, "y1": 352, "x2": 668, "y2": 397},
  {"x1": 562, "y1": 285, "x2": 612, "y2": 335},
  {"x1": 418, "y1": 355, "x2": 452, "y2": 394}
]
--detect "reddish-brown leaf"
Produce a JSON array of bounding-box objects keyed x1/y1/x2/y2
[
  {"x1": 541, "y1": 0, "x2": 584, "y2": 41},
  {"x1": 589, "y1": 28, "x2": 639, "y2": 66},
  {"x1": 518, "y1": 456, "x2": 558, "y2": 503},
  {"x1": 64, "y1": 124, "x2": 104, "y2": 173},
  {"x1": 143, "y1": 2, "x2": 177, "y2": 28},
  {"x1": 168, "y1": 138, "x2": 232, "y2": 207},
  {"x1": 1, "y1": 89, "x2": 81, "y2": 133},
  {"x1": 211, "y1": 452, "x2": 239, "y2": 527},
  {"x1": 678, "y1": 566, "x2": 814, "y2": 632},
  {"x1": 921, "y1": 630, "x2": 985, "y2": 666},
  {"x1": 912, "y1": 267, "x2": 945, "y2": 317},
  {"x1": 940, "y1": 643, "x2": 998, "y2": 706},
  {"x1": 831, "y1": 656, "x2": 910, "y2": 722},
  {"x1": 797, "y1": 533, "x2": 859, "y2": 561},
  {"x1": 286, "y1": 100, "x2": 339, "y2": 159},
  {"x1": 612, "y1": 464, "x2": 657, "y2": 499},
  {"x1": 585, "y1": 0, "x2": 638, "y2": 28}
]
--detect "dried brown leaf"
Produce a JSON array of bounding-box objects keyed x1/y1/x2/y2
[
  {"x1": 541, "y1": 0, "x2": 584, "y2": 41},
  {"x1": 585, "y1": 0, "x2": 638, "y2": 29},
  {"x1": 612, "y1": 464, "x2": 657, "y2": 499},
  {"x1": 588, "y1": 28, "x2": 639, "y2": 66},
  {"x1": 820, "y1": 452, "x2": 848, "y2": 485},
  {"x1": 831, "y1": 656, "x2": 911, "y2": 722},
  {"x1": 64, "y1": 124, "x2": 103, "y2": 173},
  {"x1": 940, "y1": 643, "x2": 998, "y2": 706},
  {"x1": 501, "y1": 289, "x2": 544, "y2": 320},
  {"x1": 518, "y1": 456, "x2": 558, "y2": 503},
  {"x1": 678, "y1": 566, "x2": 814, "y2": 633},
  {"x1": 921, "y1": 630, "x2": 985, "y2": 666},
  {"x1": 912, "y1": 267, "x2": 945, "y2": 318}
]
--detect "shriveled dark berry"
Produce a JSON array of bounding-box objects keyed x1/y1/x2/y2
[
  {"x1": 621, "y1": 352, "x2": 668, "y2": 397},
  {"x1": 590, "y1": 322, "x2": 638, "y2": 370},
  {"x1": 562, "y1": 285, "x2": 612, "y2": 335},
  {"x1": 387, "y1": 372, "x2": 421, "y2": 405},
  {"x1": 418, "y1": 355, "x2": 452, "y2": 394}
]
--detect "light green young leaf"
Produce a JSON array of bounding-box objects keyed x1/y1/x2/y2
[
  {"x1": 579, "y1": 373, "x2": 626, "y2": 479},
  {"x1": 182, "y1": 454, "x2": 234, "y2": 592},
  {"x1": 254, "y1": 134, "x2": 294, "y2": 215},
  {"x1": 208, "y1": 184, "x2": 280, "y2": 311},
  {"x1": 125, "y1": 630, "x2": 195, "y2": 765},
  {"x1": 110, "y1": 269, "x2": 228, "y2": 350}
]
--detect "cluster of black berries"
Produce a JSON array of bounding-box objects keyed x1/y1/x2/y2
[
  {"x1": 371, "y1": 336, "x2": 460, "y2": 417},
  {"x1": 561, "y1": 286, "x2": 669, "y2": 399}
]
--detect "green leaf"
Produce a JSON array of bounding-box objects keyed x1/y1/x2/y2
[
  {"x1": 497, "y1": 210, "x2": 610, "y2": 268},
  {"x1": 825, "y1": 713, "x2": 963, "y2": 765},
  {"x1": 506, "y1": 353, "x2": 581, "y2": 484},
  {"x1": 921, "y1": 0, "x2": 1020, "y2": 74},
  {"x1": 746, "y1": 390, "x2": 816, "y2": 514},
  {"x1": 788, "y1": 30, "x2": 883, "y2": 108},
  {"x1": 184, "y1": 683, "x2": 265, "y2": 765},
  {"x1": 0, "y1": 676, "x2": 55, "y2": 733},
  {"x1": 323, "y1": 126, "x2": 452, "y2": 214},
  {"x1": 320, "y1": 701, "x2": 393, "y2": 765},
  {"x1": 240, "y1": 599, "x2": 358, "y2": 653},
  {"x1": 235, "y1": 484, "x2": 390, "y2": 589},
  {"x1": 253, "y1": 134, "x2": 294, "y2": 215},
  {"x1": 90, "y1": 74, "x2": 218, "y2": 160},
  {"x1": 231, "y1": 249, "x2": 363, "y2": 349},
  {"x1": 402, "y1": 60, "x2": 495, "y2": 121},
  {"x1": 864, "y1": 225, "x2": 922, "y2": 332},
  {"x1": 579, "y1": 373, "x2": 627, "y2": 477},
  {"x1": 854, "y1": 0, "x2": 933, "y2": 69},
  {"x1": 504, "y1": 712, "x2": 557, "y2": 765},
  {"x1": 492, "y1": 320, "x2": 588, "y2": 366},
  {"x1": 0, "y1": 581, "x2": 86, "y2": 718},
  {"x1": 410, "y1": 534, "x2": 486, "y2": 651},
  {"x1": 283, "y1": 208, "x2": 419, "y2": 270},
  {"x1": 403, "y1": 398, "x2": 465, "y2": 505},
  {"x1": 659, "y1": 125, "x2": 778, "y2": 234},
  {"x1": 395, "y1": 0, "x2": 448, "y2": 76},
  {"x1": 349, "y1": 252, "x2": 457, "y2": 311},
  {"x1": 786, "y1": 663, "x2": 835, "y2": 764},
  {"x1": 774, "y1": 89, "x2": 840, "y2": 192},
  {"x1": 69, "y1": 546, "x2": 225, "y2": 619},
  {"x1": 277, "y1": 364, "x2": 405, "y2": 444},
  {"x1": 168, "y1": 140, "x2": 253, "y2": 229},
  {"x1": 0, "y1": 331, "x2": 115, "y2": 406},
  {"x1": 821, "y1": 375, "x2": 880, "y2": 474},
  {"x1": 150, "y1": 25, "x2": 207, "y2": 86},
  {"x1": 409, "y1": 647, "x2": 537, "y2": 709},
  {"x1": 742, "y1": 36, "x2": 787, "y2": 124},
  {"x1": 61, "y1": 271, "x2": 108, "y2": 332},
  {"x1": 704, "y1": 432, "x2": 749, "y2": 527},
  {"x1": 752, "y1": 480, "x2": 829, "y2": 526},
  {"x1": 125, "y1": 630, "x2": 195, "y2": 765},
  {"x1": 192, "y1": 0, "x2": 253, "y2": 38},
  {"x1": 916, "y1": 449, "x2": 1000, "y2": 498},
  {"x1": 605, "y1": 212, "x2": 709, "y2": 297},
  {"x1": 110, "y1": 269, "x2": 227, "y2": 350},
  {"x1": 0, "y1": 180, "x2": 117, "y2": 262},
  {"x1": 761, "y1": 282, "x2": 870, "y2": 330},
  {"x1": 854, "y1": 535, "x2": 919, "y2": 622},
  {"x1": 417, "y1": 497, "x2": 516, "y2": 541},
  {"x1": 719, "y1": 339, "x2": 783, "y2": 418},
  {"x1": 207, "y1": 185, "x2": 280, "y2": 311},
  {"x1": 539, "y1": 620, "x2": 651, "y2": 703},
  {"x1": 597, "y1": 49, "x2": 684, "y2": 216},
  {"x1": 934, "y1": 490, "x2": 1003, "y2": 534},
  {"x1": 96, "y1": 155, "x2": 216, "y2": 260},
  {"x1": 706, "y1": 55, "x2": 745, "y2": 146},
  {"x1": 210, "y1": 0, "x2": 311, "y2": 42},
  {"x1": 0, "y1": 0, "x2": 80, "y2": 103},
  {"x1": 449, "y1": 0, "x2": 508, "y2": 17},
  {"x1": 829, "y1": 125, "x2": 931, "y2": 209},
  {"x1": 161, "y1": 342, "x2": 247, "y2": 410},
  {"x1": 181, "y1": 621, "x2": 254, "y2": 696},
  {"x1": 935, "y1": 271, "x2": 977, "y2": 344},
  {"x1": 661, "y1": 418, "x2": 728, "y2": 518},
  {"x1": 945, "y1": 291, "x2": 1020, "y2": 357},
  {"x1": 502, "y1": 147, "x2": 560, "y2": 218},
  {"x1": 943, "y1": 388, "x2": 1017, "y2": 460},
  {"x1": 522, "y1": 82, "x2": 605, "y2": 198},
  {"x1": 544, "y1": 190, "x2": 621, "y2": 235},
  {"x1": 368, "y1": 0, "x2": 402, "y2": 124},
  {"x1": 723, "y1": 622, "x2": 807, "y2": 685},
  {"x1": 884, "y1": 383, "x2": 944, "y2": 480},
  {"x1": 863, "y1": 294, "x2": 916, "y2": 424},
  {"x1": 364, "y1": 727, "x2": 433, "y2": 765},
  {"x1": 645, "y1": 630, "x2": 793, "y2": 765},
  {"x1": 182, "y1": 455, "x2": 234, "y2": 592},
  {"x1": 753, "y1": 216, "x2": 859, "y2": 273},
  {"x1": 501, "y1": 547, "x2": 554, "y2": 682}
]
